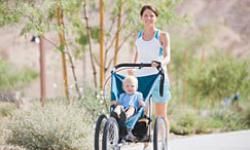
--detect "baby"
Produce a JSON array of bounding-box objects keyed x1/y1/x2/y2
[{"x1": 111, "y1": 75, "x2": 145, "y2": 141}]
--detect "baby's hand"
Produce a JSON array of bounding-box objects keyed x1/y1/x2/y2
[
  {"x1": 139, "y1": 100, "x2": 145, "y2": 107},
  {"x1": 114, "y1": 105, "x2": 122, "y2": 116}
]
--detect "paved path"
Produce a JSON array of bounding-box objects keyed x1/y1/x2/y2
[{"x1": 121, "y1": 130, "x2": 250, "y2": 150}]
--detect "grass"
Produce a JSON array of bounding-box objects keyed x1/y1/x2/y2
[{"x1": 0, "y1": 59, "x2": 38, "y2": 90}]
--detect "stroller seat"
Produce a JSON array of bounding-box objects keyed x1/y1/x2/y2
[{"x1": 111, "y1": 72, "x2": 161, "y2": 141}]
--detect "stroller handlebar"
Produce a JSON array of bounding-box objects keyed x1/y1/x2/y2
[{"x1": 114, "y1": 63, "x2": 162, "y2": 71}]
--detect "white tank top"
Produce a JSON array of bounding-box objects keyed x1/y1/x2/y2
[{"x1": 135, "y1": 30, "x2": 168, "y2": 76}]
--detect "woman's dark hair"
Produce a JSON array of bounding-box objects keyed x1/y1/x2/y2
[{"x1": 140, "y1": 5, "x2": 159, "y2": 17}]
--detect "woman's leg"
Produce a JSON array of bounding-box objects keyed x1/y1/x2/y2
[{"x1": 155, "y1": 103, "x2": 170, "y2": 134}]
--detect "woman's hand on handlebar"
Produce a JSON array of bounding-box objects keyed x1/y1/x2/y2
[{"x1": 151, "y1": 60, "x2": 161, "y2": 68}]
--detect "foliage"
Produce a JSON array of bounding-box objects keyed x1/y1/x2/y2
[
  {"x1": 169, "y1": 25, "x2": 217, "y2": 102},
  {"x1": 78, "y1": 88, "x2": 107, "y2": 119},
  {"x1": 0, "y1": 59, "x2": 38, "y2": 90},
  {"x1": 111, "y1": 0, "x2": 183, "y2": 31},
  {"x1": 0, "y1": 0, "x2": 21, "y2": 27},
  {"x1": 6, "y1": 101, "x2": 92, "y2": 150},
  {"x1": 0, "y1": 103, "x2": 16, "y2": 145},
  {"x1": 19, "y1": 1, "x2": 56, "y2": 35},
  {"x1": 0, "y1": 145, "x2": 26, "y2": 150},
  {"x1": 187, "y1": 52, "x2": 250, "y2": 102},
  {"x1": 170, "y1": 108, "x2": 198, "y2": 135},
  {"x1": 243, "y1": 108, "x2": 250, "y2": 127},
  {"x1": 1, "y1": 0, "x2": 185, "y2": 88},
  {"x1": 169, "y1": 102, "x2": 250, "y2": 135},
  {"x1": 0, "y1": 103, "x2": 16, "y2": 118}
]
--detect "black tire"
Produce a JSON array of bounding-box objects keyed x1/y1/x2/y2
[
  {"x1": 153, "y1": 117, "x2": 168, "y2": 150},
  {"x1": 102, "y1": 117, "x2": 120, "y2": 150},
  {"x1": 94, "y1": 114, "x2": 107, "y2": 150}
]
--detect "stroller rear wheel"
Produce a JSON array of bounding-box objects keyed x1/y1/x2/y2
[
  {"x1": 153, "y1": 117, "x2": 168, "y2": 150},
  {"x1": 94, "y1": 114, "x2": 107, "y2": 150},
  {"x1": 102, "y1": 117, "x2": 120, "y2": 150}
]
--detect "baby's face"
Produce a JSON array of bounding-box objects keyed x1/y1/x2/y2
[{"x1": 123, "y1": 81, "x2": 137, "y2": 95}]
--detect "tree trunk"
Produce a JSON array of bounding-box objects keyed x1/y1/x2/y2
[
  {"x1": 39, "y1": 35, "x2": 46, "y2": 107},
  {"x1": 113, "y1": 0, "x2": 123, "y2": 66},
  {"x1": 65, "y1": 49, "x2": 82, "y2": 99},
  {"x1": 56, "y1": 0, "x2": 70, "y2": 103},
  {"x1": 99, "y1": 0, "x2": 105, "y2": 90},
  {"x1": 83, "y1": 0, "x2": 98, "y2": 90}
]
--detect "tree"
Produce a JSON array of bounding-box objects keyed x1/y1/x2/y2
[{"x1": 1, "y1": 0, "x2": 85, "y2": 104}]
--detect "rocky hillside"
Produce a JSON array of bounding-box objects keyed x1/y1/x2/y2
[{"x1": 174, "y1": 0, "x2": 250, "y2": 57}]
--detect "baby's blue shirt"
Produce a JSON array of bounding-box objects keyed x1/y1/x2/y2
[{"x1": 118, "y1": 91, "x2": 143, "y2": 111}]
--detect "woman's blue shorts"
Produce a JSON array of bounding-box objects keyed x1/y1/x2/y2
[{"x1": 152, "y1": 77, "x2": 171, "y2": 103}]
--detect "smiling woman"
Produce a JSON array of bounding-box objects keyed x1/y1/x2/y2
[{"x1": 131, "y1": 4, "x2": 172, "y2": 138}]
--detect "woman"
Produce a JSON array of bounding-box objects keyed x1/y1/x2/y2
[{"x1": 130, "y1": 4, "x2": 171, "y2": 133}]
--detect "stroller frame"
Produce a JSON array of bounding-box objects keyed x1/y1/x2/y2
[{"x1": 94, "y1": 63, "x2": 168, "y2": 150}]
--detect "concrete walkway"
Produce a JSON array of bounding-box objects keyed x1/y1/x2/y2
[
  {"x1": 122, "y1": 130, "x2": 250, "y2": 150},
  {"x1": 169, "y1": 130, "x2": 250, "y2": 150}
]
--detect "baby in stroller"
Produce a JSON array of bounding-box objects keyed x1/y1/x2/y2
[{"x1": 111, "y1": 75, "x2": 145, "y2": 141}]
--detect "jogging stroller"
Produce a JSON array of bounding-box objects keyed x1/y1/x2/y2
[{"x1": 94, "y1": 63, "x2": 168, "y2": 150}]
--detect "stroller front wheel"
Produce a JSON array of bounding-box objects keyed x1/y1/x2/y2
[{"x1": 102, "y1": 117, "x2": 120, "y2": 150}]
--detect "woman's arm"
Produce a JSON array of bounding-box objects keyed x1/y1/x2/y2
[
  {"x1": 127, "y1": 42, "x2": 138, "y2": 75},
  {"x1": 160, "y1": 32, "x2": 171, "y2": 65},
  {"x1": 133, "y1": 49, "x2": 138, "y2": 63}
]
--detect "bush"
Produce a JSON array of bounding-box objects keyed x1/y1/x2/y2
[
  {"x1": 188, "y1": 52, "x2": 250, "y2": 102},
  {"x1": 0, "y1": 59, "x2": 38, "y2": 90},
  {"x1": 6, "y1": 102, "x2": 92, "y2": 150},
  {"x1": 238, "y1": 102, "x2": 250, "y2": 128},
  {"x1": 243, "y1": 108, "x2": 250, "y2": 127},
  {"x1": 0, "y1": 145, "x2": 26, "y2": 150},
  {"x1": 169, "y1": 102, "x2": 250, "y2": 135},
  {"x1": 0, "y1": 103, "x2": 16, "y2": 118},
  {"x1": 78, "y1": 88, "x2": 108, "y2": 119},
  {"x1": 209, "y1": 107, "x2": 247, "y2": 131},
  {"x1": 170, "y1": 107, "x2": 199, "y2": 135}
]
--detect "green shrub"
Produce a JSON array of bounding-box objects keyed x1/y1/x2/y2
[
  {"x1": 6, "y1": 102, "x2": 92, "y2": 150},
  {"x1": 0, "y1": 145, "x2": 26, "y2": 150},
  {"x1": 170, "y1": 107, "x2": 198, "y2": 135},
  {"x1": 78, "y1": 88, "x2": 108, "y2": 119},
  {"x1": 210, "y1": 107, "x2": 246, "y2": 131},
  {"x1": 188, "y1": 53, "x2": 250, "y2": 102},
  {"x1": 169, "y1": 103, "x2": 250, "y2": 135},
  {"x1": 0, "y1": 118, "x2": 6, "y2": 144},
  {"x1": 0, "y1": 103, "x2": 16, "y2": 118},
  {"x1": 243, "y1": 108, "x2": 250, "y2": 128},
  {"x1": 239, "y1": 102, "x2": 250, "y2": 128},
  {"x1": 0, "y1": 59, "x2": 38, "y2": 90}
]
